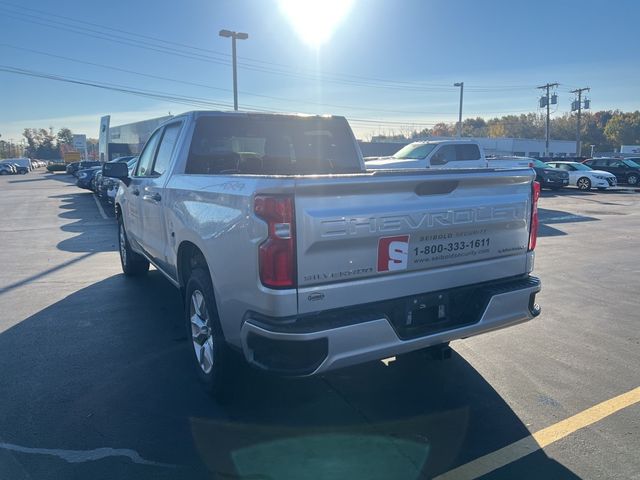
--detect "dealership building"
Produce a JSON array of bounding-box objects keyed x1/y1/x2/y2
[{"x1": 98, "y1": 115, "x2": 173, "y2": 162}]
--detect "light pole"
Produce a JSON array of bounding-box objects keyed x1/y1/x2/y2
[
  {"x1": 219, "y1": 29, "x2": 249, "y2": 111},
  {"x1": 454, "y1": 82, "x2": 464, "y2": 137},
  {"x1": 590, "y1": 145, "x2": 595, "y2": 158}
]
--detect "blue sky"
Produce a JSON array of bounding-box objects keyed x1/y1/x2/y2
[{"x1": 0, "y1": 0, "x2": 639, "y2": 141}]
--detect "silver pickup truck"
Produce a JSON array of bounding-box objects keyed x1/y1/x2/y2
[{"x1": 103, "y1": 111, "x2": 541, "y2": 396}]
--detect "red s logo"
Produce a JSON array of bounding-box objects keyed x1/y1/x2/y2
[{"x1": 377, "y1": 235, "x2": 410, "y2": 272}]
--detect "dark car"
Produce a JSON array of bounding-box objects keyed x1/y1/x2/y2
[
  {"x1": 0, "y1": 163, "x2": 14, "y2": 175},
  {"x1": 95, "y1": 156, "x2": 135, "y2": 198},
  {"x1": 75, "y1": 166, "x2": 102, "y2": 190},
  {"x1": 103, "y1": 157, "x2": 139, "y2": 204},
  {"x1": 1, "y1": 162, "x2": 27, "y2": 174},
  {"x1": 583, "y1": 158, "x2": 640, "y2": 185},
  {"x1": 532, "y1": 159, "x2": 569, "y2": 190},
  {"x1": 66, "y1": 161, "x2": 80, "y2": 175},
  {"x1": 70, "y1": 161, "x2": 101, "y2": 177}
]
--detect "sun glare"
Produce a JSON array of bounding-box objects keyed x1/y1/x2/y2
[{"x1": 278, "y1": 0, "x2": 355, "y2": 47}]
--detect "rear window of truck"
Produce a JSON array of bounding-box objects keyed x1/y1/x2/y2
[{"x1": 185, "y1": 116, "x2": 362, "y2": 175}]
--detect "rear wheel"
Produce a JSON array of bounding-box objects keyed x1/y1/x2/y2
[
  {"x1": 118, "y1": 216, "x2": 149, "y2": 276},
  {"x1": 577, "y1": 177, "x2": 591, "y2": 191},
  {"x1": 627, "y1": 174, "x2": 638, "y2": 185},
  {"x1": 185, "y1": 267, "x2": 238, "y2": 399}
]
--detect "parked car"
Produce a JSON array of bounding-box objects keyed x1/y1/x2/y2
[
  {"x1": 0, "y1": 161, "x2": 18, "y2": 174},
  {"x1": 365, "y1": 140, "x2": 488, "y2": 169},
  {"x1": 66, "y1": 162, "x2": 80, "y2": 175},
  {"x1": 583, "y1": 158, "x2": 640, "y2": 185},
  {"x1": 0, "y1": 161, "x2": 28, "y2": 174},
  {"x1": 46, "y1": 161, "x2": 67, "y2": 172},
  {"x1": 103, "y1": 111, "x2": 541, "y2": 398},
  {"x1": 545, "y1": 161, "x2": 616, "y2": 191},
  {"x1": 531, "y1": 159, "x2": 570, "y2": 190},
  {"x1": 104, "y1": 158, "x2": 139, "y2": 204},
  {"x1": 75, "y1": 166, "x2": 102, "y2": 190},
  {"x1": 0, "y1": 163, "x2": 14, "y2": 175},
  {"x1": 2, "y1": 158, "x2": 31, "y2": 173},
  {"x1": 69, "y1": 161, "x2": 100, "y2": 177}
]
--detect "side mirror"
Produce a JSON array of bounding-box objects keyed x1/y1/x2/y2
[{"x1": 103, "y1": 161, "x2": 130, "y2": 186}]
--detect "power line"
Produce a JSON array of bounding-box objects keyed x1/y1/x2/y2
[
  {"x1": 0, "y1": 65, "x2": 445, "y2": 128},
  {"x1": 0, "y1": 2, "x2": 538, "y2": 94},
  {"x1": 0, "y1": 43, "x2": 459, "y2": 117}
]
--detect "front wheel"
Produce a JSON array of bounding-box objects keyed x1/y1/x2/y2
[
  {"x1": 577, "y1": 177, "x2": 591, "y2": 191},
  {"x1": 117, "y1": 216, "x2": 149, "y2": 276},
  {"x1": 627, "y1": 174, "x2": 638, "y2": 185},
  {"x1": 185, "y1": 267, "x2": 238, "y2": 399}
]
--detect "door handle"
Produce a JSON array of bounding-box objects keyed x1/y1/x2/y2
[
  {"x1": 132, "y1": 189, "x2": 140, "y2": 196},
  {"x1": 144, "y1": 192, "x2": 162, "y2": 202}
]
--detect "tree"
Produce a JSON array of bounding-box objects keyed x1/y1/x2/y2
[
  {"x1": 462, "y1": 117, "x2": 488, "y2": 137},
  {"x1": 22, "y1": 127, "x2": 59, "y2": 159},
  {"x1": 57, "y1": 128, "x2": 73, "y2": 147},
  {"x1": 604, "y1": 111, "x2": 640, "y2": 147}
]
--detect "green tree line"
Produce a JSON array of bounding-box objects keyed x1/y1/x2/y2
[{"x1": 383, "y1": 110, "x2": 640, "y2": 155}]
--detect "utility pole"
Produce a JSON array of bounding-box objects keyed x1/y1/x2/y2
[
  {"x1": 219, "y1": 29, "x2": 249, "y2": 110},
  {"x1": 570, "y1": 87, "x2": 590, "y2": 157},
  {"x1": 454, "y1": 82, "x2": 464, "y2": 137},
  {"x1": 537, "y1": 83, "x2": 559, "y2": 157}
]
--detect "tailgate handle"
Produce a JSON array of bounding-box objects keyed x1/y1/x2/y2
[{"x1": 415, "y1": 180, "x2": 458, "y2": 196}]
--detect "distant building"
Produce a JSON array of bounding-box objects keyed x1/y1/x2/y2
[
  {"x1": 363, "y1": 136, "x2": 576, "y2": 158},
  {"x1": 98, "y1": 115, "x2": 173, "y2": 162}
]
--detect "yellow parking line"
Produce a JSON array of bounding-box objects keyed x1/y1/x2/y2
[{"x1": 435, "y1": 386, "x2": 640, "y2": 480}]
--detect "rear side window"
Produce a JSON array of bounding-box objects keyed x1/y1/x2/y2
[
  {"x1": 455, "y1": 144, "x2": 481, "y2": 161},
  {"x1": 185, "y1": 115, "x2": 362, "y2": 175}
]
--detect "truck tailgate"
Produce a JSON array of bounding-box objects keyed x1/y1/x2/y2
[{"x1": 294, "y1": 169, "x2": 535, "y2": 312}]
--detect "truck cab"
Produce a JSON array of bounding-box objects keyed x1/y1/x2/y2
[{"x1": 365, "y1": 140, "x2": 488, "y2": 170}]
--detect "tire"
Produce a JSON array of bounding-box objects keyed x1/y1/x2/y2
[
  {"x1": 117, "y1": 216, "x2": 149, "y2": 276},
  {"x1": 577, "y1": 177, "x2": 591, "y2": 191},
  {"x1": 0, "y1": 170, "x2": 8, "y2": 175},
  {"x1": 627, "y1": 174, "x2": 638, "y2": 185},
  {"x1": 185, "y1": 267, "x2": 238, "y2": 399}
]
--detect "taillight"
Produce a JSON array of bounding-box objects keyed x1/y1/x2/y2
[
  {"x1": 254, "y1": 195, "x2": 296, "y2": 289},
  {"x1": 528, "y1": 181, "x2": 540, "y2": 251}
]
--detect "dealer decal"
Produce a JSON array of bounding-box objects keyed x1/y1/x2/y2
[{"x1": 377, "y1": 235, "x2": 410, "y2": 272}]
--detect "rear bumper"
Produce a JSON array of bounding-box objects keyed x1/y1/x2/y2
[{"x1": 240, "y1": 275, "x2": 541, "y2": 375}]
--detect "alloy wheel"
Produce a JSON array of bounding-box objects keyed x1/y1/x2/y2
[{"x1": 190, "y1": 290, "x2": 215, "y2": 374}]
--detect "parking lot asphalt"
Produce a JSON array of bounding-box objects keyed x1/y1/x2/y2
[{"x1": 0, "y1": 172, "x2": 638, "y2": 480}]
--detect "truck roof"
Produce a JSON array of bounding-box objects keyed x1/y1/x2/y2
[
  {"x1": 174, "y1": 110, "x2": 347, "y2": 122},
  {"x1": 407, "y1": 139, "x2": 480, "y2": 145}
]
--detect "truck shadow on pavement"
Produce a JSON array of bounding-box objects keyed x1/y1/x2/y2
[
  {"x1": 0, "y1": 271, "x2": 580, "y2": 480},
  {"x1": 537, "y1": 207, "x2": 598, "y2": 238},
  {"x1": 51, "y1": 193, "x2": 117, "y2": 253}
]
